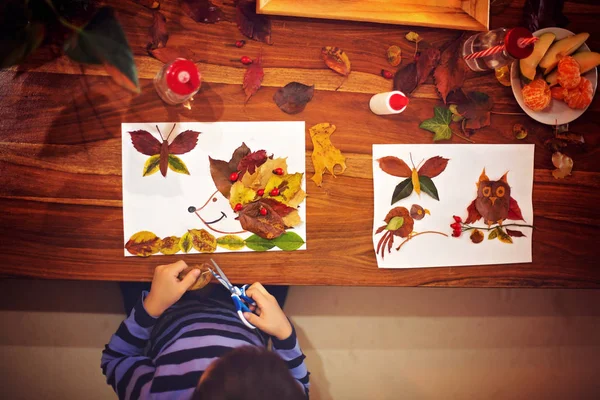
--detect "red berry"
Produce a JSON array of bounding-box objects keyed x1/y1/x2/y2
[
  {"x1": 453, "y1": 215, "x2": 462, "y2": 223},
  {"x1": 257, "y1": 189, "x2": 265, "y2": 196},
  {"x1": 229, "y1": 172, "x2": 239, "y2": 182},
  {"x1": 234, "y1": 203, "x2": 243, "y2": 212},
  {"x1": 235, "y1": 40, "x2": 246, "y2": 48},
  {"x1": 452, "y1": 230, "x2": 461, "y2": 238},
  {"x1": 273, "y1": 167, "x2": 284, "y2": 175},
  {"x1": 381, "y1": 69, "x2": 393, "y2": 79},
  {"x1": 259, "y1": 207, "x2": 267, "y2": 216},
  {"x1": 270, "y1": 188, "x2": 280, "y2": 196},
  {"x1": 240, "y1": 55, "x2": 252, "y2": 65},
  {"x1": 450, "y1": 222, "x2": 461, "y2": 230}
]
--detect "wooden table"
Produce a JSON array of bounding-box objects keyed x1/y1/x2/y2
[{"x1": 1, "y1": 0, "x2": 599, "y2": 287}]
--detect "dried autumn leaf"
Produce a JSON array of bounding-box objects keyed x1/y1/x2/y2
[
  {"x1": 465, "y1": 199, "x2": 482, "y2": 224},
  {"x1": 513, "y1": 124, "x2": 528, "y2": 139},
  {"x1": 496, "y1": 227, "x2": 513, "y2": 244},
  {"x1": 309, "y1": 122, "x2": 347, "y2": 187},
  {"x1": 237, "y1": 150, "x2": 267, "y2": 177},
  {"x1": 551, "y1": 151, "x2": 573, "y2": 179},
  {"x1": 160, "y1": 236, "x2": 180, "y2": 255},
  {"x1": 135, "y1": 0, "x2": 160, "y2": 9},
  {"x1": 179, "y1": 232, "x2": 193, "y2": 253},
  {"x1": 273, "y1": 82, "x2": 314, "y2": 115},
  {"x1": 416, "y1": 48, "x2": 440, "y2": 86},
  {"x1": 188, "y1": 229, "x2": 217, "y2": 253},
  {"x1": 239, "y1": 201, "x2": 286, "y2": 239},
  {"x1": 418, "y1": 156, "x2": 449, "y2": 178},
  {"x1": 147, "y1": 11, "x2": 168, "y2": 51},
  {"x1": 216, "y1": 235, "x2": 246, "y2": 250},
  {"x1": 282, "y1": 210, "x2": 302, "y2": 228},
  {"x1": 229, "y1": 143, "x2": 252, "y2": 171},
  {"x1": 387, "y1": 45, "x2": 402, "y2": 67},
  {"x1": 555, "y1": 133, "x2": 585, "y2": 145},
  {"x1": 470, "y1": 229, "x2": 484, "y2": 244},
  {"x1": 149, "y1": 47, "x2": 199, "y2": 63},
  {"x1": 378, "y1": 156, "x2": 411, "y2": 177},
  {"x1": 125, "y1": 231, "x2": 161, "y2": 257},
  {"x1": 508, "y1": 197, "x2": 525, "y2": 221},
  {"x1": 178, "y1": 264, "x2": 212, "y2": 291},
  {"x1": 229, "y1": 181, "x2": 257, "y2": 208},
  {"x1": 167, "y1": 155, "x2": 190, "y2": 175},
  {"x1": 143, "y1": 154, "x2": 161, "y2": 176},
  {"x1": 506, "y1": 228, "x2": 526, "y2": 238},
  {"x1": 264, "y1": 173, "x2": 305, "y2": 207},
  {"x1": 434, "y1": 36, "x2": 467, "y2": 103},
  {"x1": 405, "y1": 32, "x2": 422, "y2": 43},
  {"x1": 410, "y1": 204, "x2": 429, "y2": 220},
  {"x1": 391, "y1": 178, "x2": 413, "y2": 205},
  {"x1": 321, "y1": 47, "x2": 351, "y2": 76},
  {"x1": 180, "y1": 0, "x2": 222, "y2": 23},
  {"x1": 259, "y1": 198, "x2": 295, "y2": 217},
  {"x1": 246, "y1": 157, "x2": 288, "y2": 190},
  {"x1": 393, "y1": 62, "x2": 418, "y2": 94},
  {"x1": 243, "y1": 56, "x2": 264, "y2": 103},
  {"x1": 495, "y1": 65, "x2": 511, "y2": 87},
  {"x1": 455, "y1": 91, "x2": 494, "y2": 131},
  {"x1": 488, "y1": 229, "x2": 498, "y2": 240},
  {"x1": 209, "y1": 143, "x2": 251, "y2": 198},
  {"x1": 236, "y1": 0, "x2": 272, "y2": 44}
]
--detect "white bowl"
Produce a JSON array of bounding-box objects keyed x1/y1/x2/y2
[{"x1": 510, "y1": 27, "x2": 597, "y2": 125}]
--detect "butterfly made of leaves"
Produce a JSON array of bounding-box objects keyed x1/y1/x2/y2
[
  {"x1": 129, "y1": 124, "x2": 200, "y2": 177},
  {"x1": 378, "y1": 154, "x2": 449, "y2": 204}
]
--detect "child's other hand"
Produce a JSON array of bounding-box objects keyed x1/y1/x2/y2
[
  {"x1": 243, "y1": 283, "x2": 293, "y2": 340},
  {"x1": 144, "y1": 260, "x2": 200, "y2": 317}
]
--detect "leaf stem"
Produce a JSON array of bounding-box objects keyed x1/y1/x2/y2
[
  {"x1": 453, "y1": 130, "x2": 475, "y2": 143},
  {"x1": 463, "y1": 223, "x2": 533, "y2": 231},
  {"x1": 395, "y1": 230, "x2": 448, "y2": 251}
]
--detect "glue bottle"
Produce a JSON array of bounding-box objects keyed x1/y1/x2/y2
[
  {"x1": 369, "y1": 91, "x2": 409, "y2": 115},
  {"x1": 154, "y1": 58, "x2": 202, "y2": 105}
]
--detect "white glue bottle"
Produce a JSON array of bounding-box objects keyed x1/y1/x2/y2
[{"x1": 369, "y1": 91, "x2": 409, "y2": 115}]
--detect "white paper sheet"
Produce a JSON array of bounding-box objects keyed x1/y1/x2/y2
[
  {"x1": 372, "y1": 144, "x2": 534, "y2": 268},
  {"x1": 122, "y1": 121, "x2": 306, "y2": 256}
]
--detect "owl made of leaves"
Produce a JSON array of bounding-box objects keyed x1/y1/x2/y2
[{"x1": 475, "y1": 169, "x2": 511, "y2": 225}]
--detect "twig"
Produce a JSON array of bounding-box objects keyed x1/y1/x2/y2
[
  {"x1": 463, "y1": 223, "x2": 534, "y2": 231},
  {"x1": 453, "y1": 130, "x2": 475, "y2": 143},
  {"x1": 395, "y1": 231, "x2": 448, "y2": 251}
]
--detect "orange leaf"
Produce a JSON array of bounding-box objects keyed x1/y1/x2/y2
[
  {"x1": 125, "y1": 231, "x2": 161, "y2": 257},
  {"x1": 321, "y1": 47, "x2": 351, "y2": 76},
  {"x1": 465, "y1": 199, "x2": 481, "y2": 224},
  {"x1": 378, "y1": 156, "x2": 411, "y2": 177},
  {"x1": 243, "y1": 56, "x2": 264, "y2": 103},
  {"x1": 418, "y1": 156, "x2": 449, "y2": 178},
  {"x1": 434, "y1": 36, "x2": 467, "y2": 103}
]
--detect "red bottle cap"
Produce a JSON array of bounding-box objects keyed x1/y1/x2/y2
[
  {"x1": 504, "y1": 27, "x2": 534, "y2": 60},
  {"x1": 389, "y1": 93, "x2": 409, "y2": 111},
  {"x1": 166, "y1": 59, "x2": 201, "y2": 95}
]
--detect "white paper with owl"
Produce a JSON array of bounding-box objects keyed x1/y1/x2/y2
[{"x1": 372, "y1": 144, "x2": 534, "y2": 268}]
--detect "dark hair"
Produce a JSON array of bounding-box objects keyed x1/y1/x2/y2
[{"x1": 193, "y1": 346, "x2": 306, "y2": 400}]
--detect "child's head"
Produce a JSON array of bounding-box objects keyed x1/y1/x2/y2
[{"x1": 193, "y1": 346, "x2": 306, "y2": 400}]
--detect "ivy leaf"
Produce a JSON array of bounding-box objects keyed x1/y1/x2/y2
[
  {"x1": 419, "y1": 106, "x2": 453, "y2": 141},
  {"x1": 143, "y1": 154, "x2": 161, "y2": 176},
  {"x1": 506, "y1": 228, "x2": 526, "y2": 238},
  {"x1": 391, "y1": 178, "x2": 413, "y2": 205},
  {"x1": 321, "y1": 47, "x2": 351, "y2": 76},
  {"x1": 243, "y1": 55, "x2": 264, "y2": 103},
  {"x1": 309, "y1": 123, "x2": 347, "y2": 187},
  {"x1": 180, "y1": 0, "x2": 222, "y2": 23},
  {"x1": 245, "y1": 234, "x2": 275, "y2": 251},
  {"x1": 434, "y1": 35, "x2": 467, "y2": 103},
  {"x1": 418, "y1": 156, "x2": 449, "y2": 178},
  {"x1": 125, "y1": 231, "x2": 161, "y2": 257},
  {"x1": 64, "y1": 7, "x2": 139, "y2": 93},
  {"x1": 507, "y1": 197, "x2": 525, "y2": 221},
  {"x1": 149, "y1": 47, "x2": 200, "y2": 63},
  {"x1": 188, "y1": 229, "x2": 217, "y2": 252},
  {"x1": 179, "y1": 232, "x2": 193, "y2": 253},
  {"x1": 418, "y1": 176, "x2": 439, "y2": 200},
  {"x1": 272, "y1": 231, "x2": 305, "y2": 251},
  {"x1": 465, "y1": 199, "x2": 482, "y2": 224},
  {"x1": 386, "y1": 216, "x2": 404, "y2": 230},
  {"x1": 160, "y1": 236, "x2": 181, "y2": 255},
  {"x1": 168, "y1": 155, "x2": 190, "y2": 175},
  {"x1": 147, "y1": 11, "x2": 168, "y2": 51},
  {"x1": 273, "y1": 82, "x2": 315, "y2": 114},
  {"x1": 216, "y1": 235, "x2": 246, "y2": 250},
  {"x1": 236, "y1": 1, "x2": 272, "y2": 44},
  {"x1": 239, "y1": 201, "x2": 286, "y2": 239},
  {"x1": 378, "y1": 156, "x2": 412, "y2": 177}
]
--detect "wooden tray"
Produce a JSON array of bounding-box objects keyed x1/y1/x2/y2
[{"x1": 257, "y1": 0, "x2": 489, "y2": 31}]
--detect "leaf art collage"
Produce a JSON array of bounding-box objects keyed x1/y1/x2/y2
[
  {"x1": 372, "y1": 144, "x2": 535, "y2": 269},
  {"x1": 122, "y1": 122, "x2": 307, "y2": 257}
]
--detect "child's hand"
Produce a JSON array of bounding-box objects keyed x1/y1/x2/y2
[
  {"x1": 243, "y1": 283, "x2": 293, "y2": 340},
  {"x1": 144, "y1": 260, "x2": 201, "y2": 317}
]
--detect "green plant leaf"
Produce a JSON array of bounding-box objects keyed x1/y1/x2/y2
[
  {"x1": 391, "y1": 178, "x2": 413, "y2": 205},
  {"x1": 245, "y1": 234, "x2": 275, "y2": 252},
  {"x1": 419, "y1": 106, "x2": 453, "y2": 142},
  {"x1": 488, "y1": 229, "x2": 498, "y2": 240},
  {"x1": 216, "y1": 235, "x2": 246, "y2": 250},
  {"x1": 0, "y1": 21, "x2": 45, "y2": 68},
  {"x1": 386, "y1": 216, "x2": 404, "y2": 230},
  {"x1": 64, "y1": 7, "x2": 139, "y2": 93},
  {"x1": 143, "y1": 154, "x2": 161, "y2": 176},
  {"x1": 272, "y1": 231, "x2": 305, "y2": 251},
  {"x1": 168, "y1": 155, "x2": 190, "y2": 175},
  {"x1": 418, "y1": 176, "x2": 439, "y2": 201},
  {"x1": 179, "y1": 232, "x2": 193, "y2": 253}
]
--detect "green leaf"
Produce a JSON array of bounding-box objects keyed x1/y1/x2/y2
[
  {"x1": 418, "y1": 175, "x2": 439, "y2": 201},
  {"x1": 143, "y1": 154, "x2": 161, "y2": 176},
  {"x1": 386, "y1": 216, "x2": 404, "y2": 230},
  {"x1": 488, "y1": 229, "x2": 498, "y2": 240},
  {"x1": 0, "y1": 22, "x2": 45, "y2": 69},
  {"x1": 272, "y1": 231, "x2": 305, "y2": 251},
  {"x1": 64, "y1": 7, "x2": 139, "y2": 92},
  {"x1": 391, "y1": 178, "x2": 413, "y2": 205},
  {"x1": 179, "y1": 232, "x2": 193, "y2": 253},
  {"x1": 245, "y1": 234, "x2": 275, "y2": 252},
  {"x1": 419, "y1": 106, "x2": 453, "y2": 141},
  {"x1": 216, "y1": 235, "x2": 246, "y2": 250},
  {"x1": 168, "y1": 155, "x2": 190, "y2": 175}
]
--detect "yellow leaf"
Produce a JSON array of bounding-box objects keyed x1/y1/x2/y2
[
  {"x1": 411, "y1": 168, "x2": 420, "y2": 195},
  {"x1": 496, "y1": 227, "x2": 513, "y2": 244},
  {"x1": 160, "y1": 236, "x2": 180, "y2": 255},
  {"x1": 216, "y1": 235, "x2": 246, "y2": 250},
  {"x1": 282, "y1": 210, "x2": 302, "y2": 227},
  {"x1": 229, "y1": 181, "x2": 257, "y2": 208},
  {"x1": 255, "y1": 158, "x2": 288, "y2": 189},
  {"x1": 188, "y1": 229, "x2": 216, "y2": 253},
  {"x1": 309, "y1": 122, "x2": 347, "y2": 187},
  {"x1": 321, "y1": 46, "x2": 351, "y2": 76},
  {"x1": 405, "y1": 31, "x2": 422, "y2": 43},
  {"x1": 168, "y1": 154, "x2": 190, "y2": 175},
  {"x1": 179, "y1": 232, "x2": 193, "y2": 253},
  {"x1": 264, "y1": 173, "x2": 304, "y2": 206},
  {"x1": 125, "y1": 231, "x2": 161, "y2": 257},
  {"x1": 551, "y1": 152, "x2": 573, "y2": 179},
  {"x1": 143, "y1": 154, "x2": 161, "y2": 176},
  {"x1": 287, "y1": 188, "x2": 306, "y2": 208}
]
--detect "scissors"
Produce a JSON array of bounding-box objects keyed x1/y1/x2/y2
[{"x1": 208, "y1": 259, "x2": 257, "y2": 330}]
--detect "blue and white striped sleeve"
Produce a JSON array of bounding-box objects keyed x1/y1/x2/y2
[{"x1": 272, "y1": 325, "x2": 310, "y2": 398}]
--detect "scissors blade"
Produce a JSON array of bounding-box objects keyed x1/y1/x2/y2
[{"x1": 210, "y1": 259, "x2": 234, "y2": 292}]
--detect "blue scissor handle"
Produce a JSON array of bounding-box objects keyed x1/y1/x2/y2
[
  {"x1": 239, "y1": 285, "x2": 256, "y2": 307},
  {"x1": 231, "y1": 295, "x2": 256, "y2": 329}
]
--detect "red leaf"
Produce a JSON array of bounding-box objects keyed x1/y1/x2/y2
[
  {"x1": 180, "y1": 0, "x2": 222, "y2": 23},
  {"x1": 416, "y1": 48, "x2": 441, "y2": 86},
  {"x1": 237, "y1": 150, "x2": 267, "y2": 177},
  {"x1": 273, "y1": 82, "x2": 314, "y2": 114},
  {"x1": 243, "y1": 56, "x2": 264, "y2": 103},
  {"x1": 147, "y1": 11, "x2": 169, "y2": 51},
  {"x1": 130, "y1": 130, "x2": 161, "y2": 156},
  {"x1": 393, "y1": 62, "x2": 418, "y2": 94},
  {"x1": 238, "y1": 201, "x2": 286, "y2": 239},
  {"x1": 418, "y1": 156, "x2": 449, "y2": 178},
  {"x1": 169, "y1": 130, "x2": 200, "y2": 155},
  {"x1": 148, "y1": 47, "x2": 200, "y2": 63},
  {"x1": 229, "y1": 143, "x2": 252, "y2": 171},
  {"x1": 236, "y1": 1, "x2": 272, "y2": 44},
  {"x1": 378, "y1": 156, "x2": 411, "y2": 177},
  {"x1": 375, "y1": 226, "x2": 386, "y2": 235},
  {"x1": 259, "y1": 198, "x2": 295, "y2": 217},
  {"x1": 455, "y1": 91, "x2": 494, "y2": 131},
  {"x1": 433, "y1": 35, "x2": 467, "y2": 103},
  {"x1": 507, "y1": 197, "x2": 525, "y2": 221},
  {"x1": 506, "y1": 228, "x2": 526, "y2": 238},
  {"x1": 465, "y1": 199, "x2": 481, "y2": 224},
  {"x1": 160, "y1": 141, "x2": 169, "y2": 177}
]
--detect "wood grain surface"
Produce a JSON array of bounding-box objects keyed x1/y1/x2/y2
[{"x1": 0, "y1": 0, "x2": 599, "y2": 287}]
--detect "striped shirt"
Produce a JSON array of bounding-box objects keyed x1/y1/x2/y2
[{"x1": 101, "y1": 292, "x2": 309, "y2": 399}]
